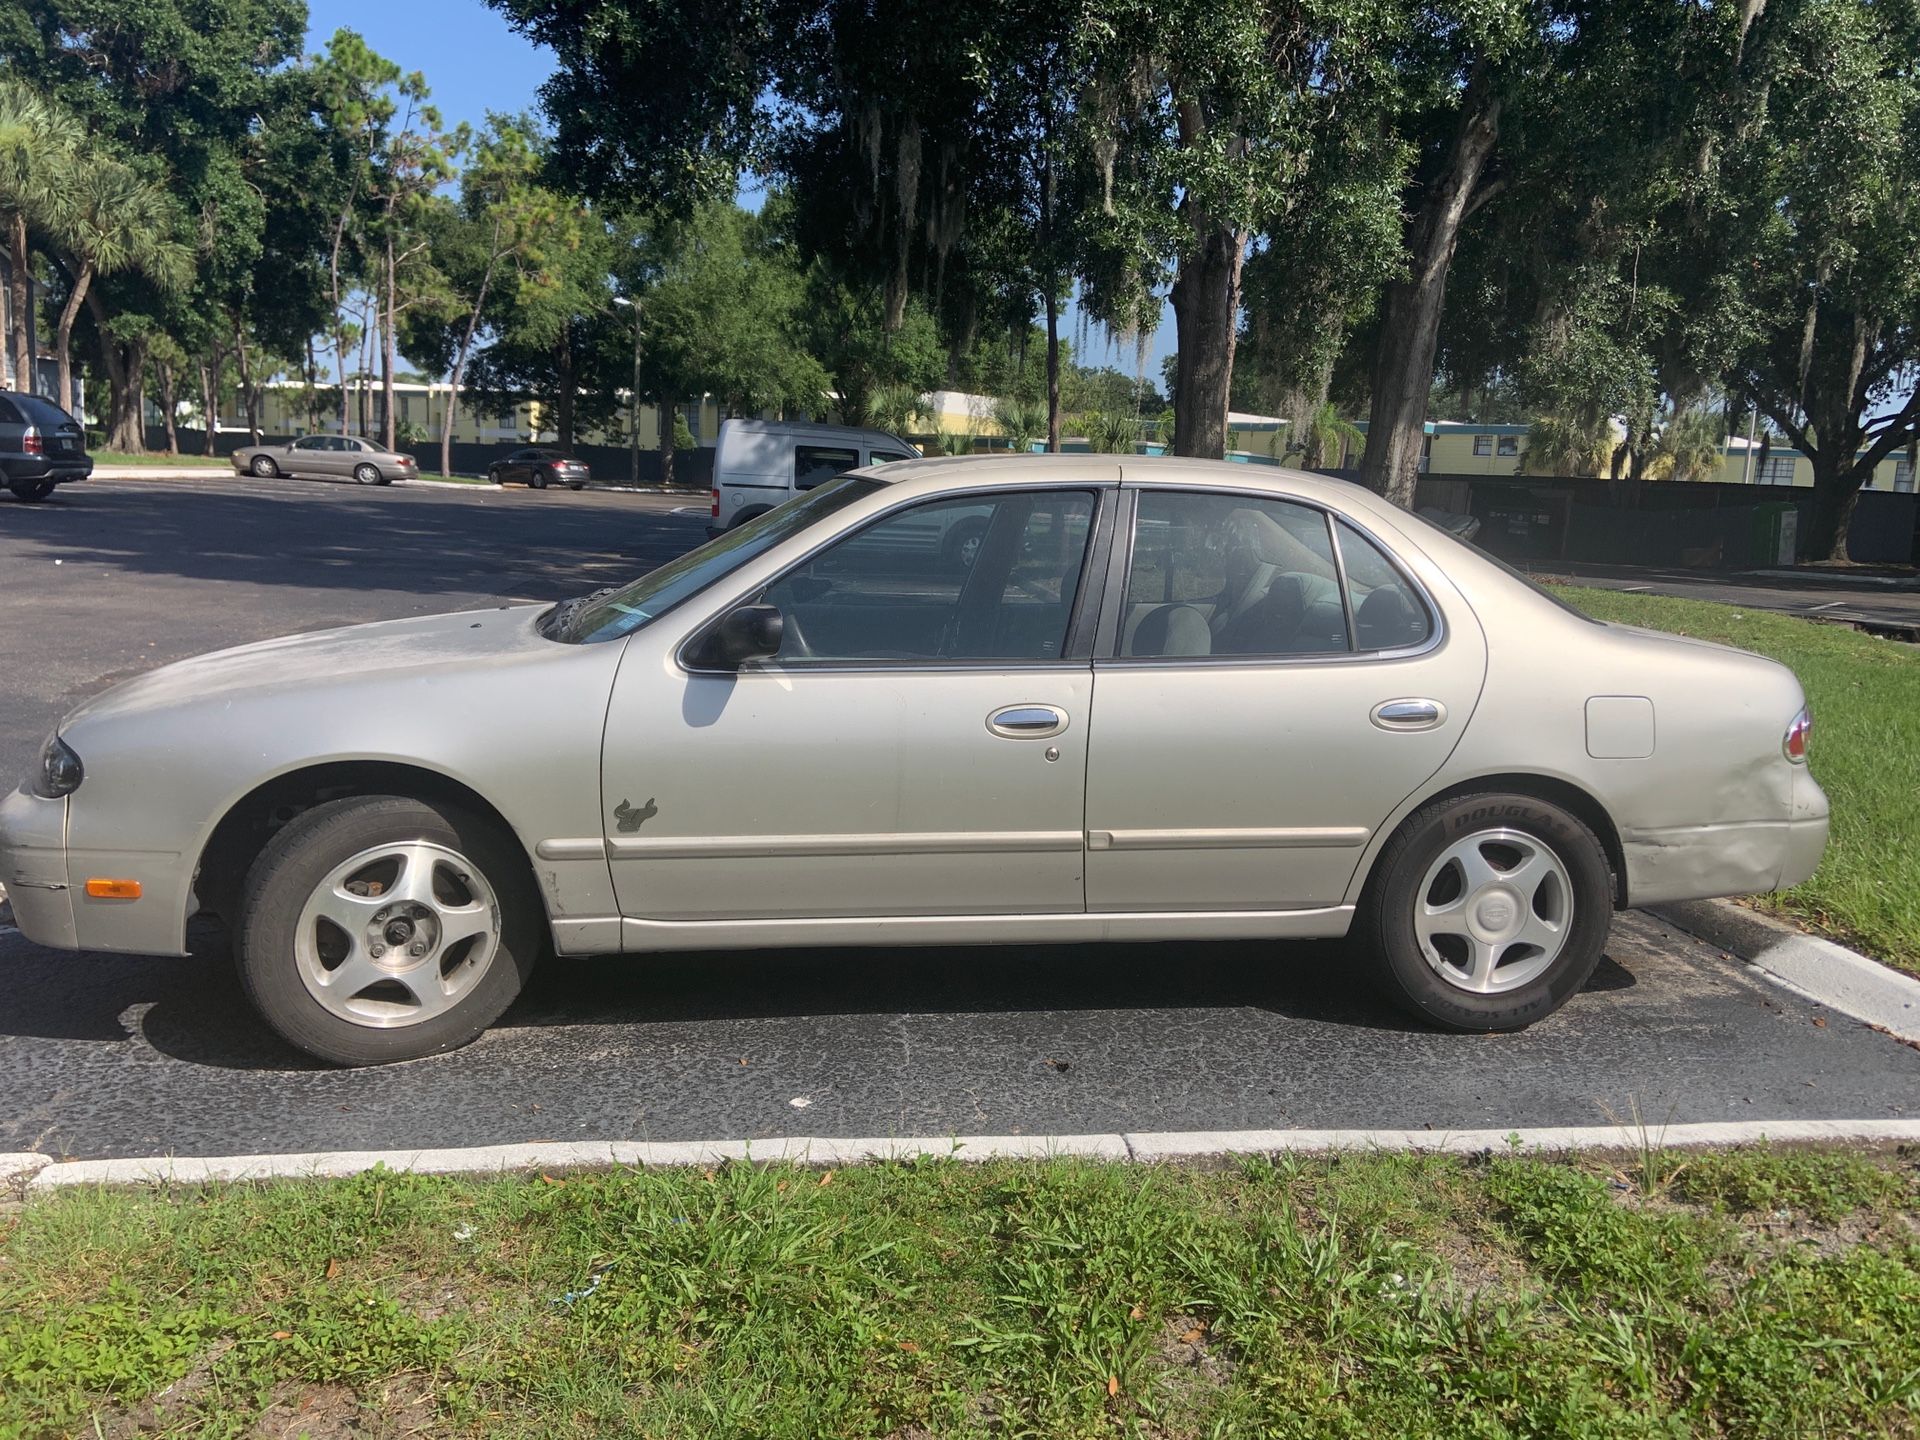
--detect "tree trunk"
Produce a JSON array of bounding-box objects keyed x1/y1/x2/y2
[
  {"x1": 198, "y1": 358, "x2": 218, "y2": 457},
  {"x1": 1169, "y1": 219, "x2": 1240, "y2": 459},
  {"x1": 6, "y1": 212, "x2": 30, "y2": 392},
  {"x1": 442, "y1": 240, "x2": 502, "y2": 479},
  {"x1": 233, "y1": 320, "x2": 261, "y2": 445},
  {"x1": 304, "y1": 335, "x2": 319, "y2": 433},
  {"x1": 1359, "y1": 70, "x2": 1503, "y2": 508},
  {"x1": 658, "y1": 398, "x2": 675, "y2": 488},
  {"x1": 1807, "y1": 452, "x2": 1863, "y2": 562},
  {"x1": 381, "y1": 232, "x2": 398, "y2": 449},
  {"x1": 53, "y1": 261, "x2": 93, "y2": 417},
  {"x1": 1044, "y1": 284, "x2": 1061, "y2": 453},
  {"x1": 158, "y1": 361, "x2": 179, "y2": 455},
  {"x1": 84, "y1": 288, "x2": 146, "y2": 452},
  {"x1": 553, "y1": 326, "x2": 576, "y2": 452}
]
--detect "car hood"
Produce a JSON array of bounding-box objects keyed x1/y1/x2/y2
[{"x1": 61, "y1": 604, "x2": 557, "y2": 735}]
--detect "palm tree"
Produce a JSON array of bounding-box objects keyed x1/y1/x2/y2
[
  {"x1": 1285, "y1": 402, "x2": 1363, "y2": 470},
  {"x1": 47, "y1": 154, "x2": 190, "y2": 416},
  {"x1": 991, "y1": 396, "x2": 1045, "y2": 453},
  {"x1": 0, "y1": 80, "x2": 80, "y2": 392},
  {"x1": 868, "y1": 384, "x2": 930, "y2": 437},
  {"x1": 1084, "y1": 410, "x2": 1143, "y2": 454}
]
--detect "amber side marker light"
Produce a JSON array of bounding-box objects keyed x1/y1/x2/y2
[{"x1": 85, "y1": 878, "x2": 142, "y2": 899}]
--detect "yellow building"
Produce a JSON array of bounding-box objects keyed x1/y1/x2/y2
[{"x1": 1406, "y1": 421, "x2": 1913, "y2": 492}]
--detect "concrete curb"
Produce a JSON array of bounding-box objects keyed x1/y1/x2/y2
[
  {"x1": 20, "y1": 1119, "x2": 1920, "y2": 1191},
  {"x1": 1, "y1": 1152, "x2": 50, "y2": 1187},
  {"x1": 1652, "y1": 899, "x2": 1920, "y2": 1045}
]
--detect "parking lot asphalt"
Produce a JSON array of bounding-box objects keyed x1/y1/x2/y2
[{"x1": 3, "y1": 472, "x2": 1917, "y2": 1160}]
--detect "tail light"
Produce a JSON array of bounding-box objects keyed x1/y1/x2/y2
[
  {"x1": 710, "y1": 488, "x2": 721, "y2": 519},
  {"x1": 1784, "y1": 705, "x2": 1812, "y2": 764},
  {"x1": 21, "y1": 428, "x2": 42, "y2": 456}
]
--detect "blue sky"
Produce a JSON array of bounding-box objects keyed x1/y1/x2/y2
[{"x1": 303, "y1": 0, "x2": 1176, "y2": 388}]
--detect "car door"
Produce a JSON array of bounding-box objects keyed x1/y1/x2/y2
[
  {"x1": 284, "y1": 436, "x2": 326, "y2": 477},
  {"x1": 599, "y1": 482, "x2": 1112, "y2": 922},
  {"x1": 1082, "y1": 483, "x2": 1487, "y2": 913}
]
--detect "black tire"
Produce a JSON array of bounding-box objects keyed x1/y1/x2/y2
[
  {"x1": 530, "y1": 469, "x2": 548, "y2": 490},
  {"x1": 8, "y1": 478, "x2": 54, "y2": 501},
  {"x1": 235, "y1": 795, "x2": 544, "y2": 1065},
  {"x1": 488, "y1": 468, "x2": 503, "y2": 485},
  {"x1": 1356, "y1": 790, "x2": 1614, "y2": 1032},
  {"x1": 250, "y1": 455, "x2": 279, "y2": 479},
  {"x1": 567, "y1": 481, "x2": 584, "y2": 491},
  {"x1": 941, "y1": 515, "x2": 989, "y2": 570},
  {"x1": 353, "y1": 462, "x2": 381, "y2": 485}
]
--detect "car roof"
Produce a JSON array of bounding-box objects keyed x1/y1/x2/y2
[{"x1": 861, "y1": 453, "x2": 1376, "y2": 506}]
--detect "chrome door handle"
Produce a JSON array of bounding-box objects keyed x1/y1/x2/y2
[
  {"x1": 1371, "y1": 698, "x2": 1445, "y2": 730},
  {"x1": 987, "y1": 704, "x2": 1068, "y2": 739}
]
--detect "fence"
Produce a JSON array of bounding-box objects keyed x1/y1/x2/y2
[
  {"x1": 1313, "y1": 471, "x2": 1918, "y2": 567},
  {"x1": 148, "y1": 428, "x2": 716, "y2": 491}
]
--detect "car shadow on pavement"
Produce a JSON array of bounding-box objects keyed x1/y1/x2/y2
[{"x1": 0, "y1": 918, "x2": 1637, "y2": 1073}]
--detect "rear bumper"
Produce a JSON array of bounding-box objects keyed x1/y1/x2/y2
[
  {"x1": 2, "y1": 456, "x2": 91, "y2": 484},
  {"x1": 1623, "y1": 773, "x2": 1830, "y2": 906},
  {"x1": 0, "y1": 786, "x2": 76, "y2": 950}
]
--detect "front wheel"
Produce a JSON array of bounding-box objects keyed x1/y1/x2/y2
[
  {"x1": 1356, "y1": 791, "x2": 1614, "y2": 1032},
  {"x1": 250, "y1": 455, "x2": 279, "y2": 478},
  {"x1": 8, "y1": 478, "x2": 54, "y2": 501},
  {"x1": 235, "y1": 795, "x2": 544, "y2": 1065}
]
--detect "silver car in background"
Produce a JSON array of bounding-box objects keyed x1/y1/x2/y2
[
  {"x1": 0, "y1": 457, "x2": 1828, "y2": 1065},
  {"x1": 232, "y1": 434, "x2": 419, "y2": 486}
]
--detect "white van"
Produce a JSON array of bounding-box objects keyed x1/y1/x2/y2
[{"x1": 709, "y1": 419, "x2": 919, "y2": 535}]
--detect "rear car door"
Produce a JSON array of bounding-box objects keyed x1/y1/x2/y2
[
  {"x1": 600, "y1": 481, "x2": 1114, "y2": 922},
  {"x1": 1083, "y1": 483, "x2": 1487, "y2": 912}
]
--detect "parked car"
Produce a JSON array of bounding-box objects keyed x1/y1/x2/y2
[
  {"x1": 232, "y1": 435, "x2": 418, "y2": 486},
  {"x1": 488, "y1": 448, "x2": 588, "y2": 490},
  {"x1": 709, "y1": 418, "x2": 917, "y2": 536},
  {"x1": 1, "y1": 456, "x2": 1828, "y2": 1066},
  {"x1": 0, "y1": 391, "x2": 91, "y2": 501}
]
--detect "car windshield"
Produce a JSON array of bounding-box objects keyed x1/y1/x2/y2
[{"x1": 544, "y1": 475, "x2": 884, "y2": 644}]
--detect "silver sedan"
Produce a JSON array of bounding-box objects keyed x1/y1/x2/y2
[
  {"x1": 232, "y1": 434, "x2": 419, "y2": 486},
  {"x1": 0, "y1": 457, "x2": 1829, "y2": 1065}
]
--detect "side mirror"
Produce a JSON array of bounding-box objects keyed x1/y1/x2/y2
[{"x1": 700, "y1": 603, "x2": 784, "y2": 668}]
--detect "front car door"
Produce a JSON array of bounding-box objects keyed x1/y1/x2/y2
[
  {"x1": 1083, "y1": 481, "x2": 1488, "y2": 913},
  {"x1": 285, "y1": 436, "x2": 328, "y2": 476},
  {"x1": 599, "y1": 477, "x2": 1115, "y2": 926}
]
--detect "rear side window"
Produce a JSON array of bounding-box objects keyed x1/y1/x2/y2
[
  {"x1": 1336, "y1": 521, "x2": 1433, "y2": 651},
  {"x1": 795, "y1": 444, "x2": 859, "y2": 490},
  {"x1": 1120, "y1": 491, "x2": 1351, "y2": 658},
  {"x1": 868, "y1": 450, "x2": 914, "y2": 465},
  {"x1": 0, "y1": 397, "x2": 22, "y2": 425}
]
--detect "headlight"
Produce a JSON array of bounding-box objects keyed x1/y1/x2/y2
[{"x1": 31, "y1": 734, "x2": 84, "y2": 798}]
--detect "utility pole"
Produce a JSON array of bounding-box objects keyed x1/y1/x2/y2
[{"x1": 613, "y1": 294, "x2": 643, "y2": 485}]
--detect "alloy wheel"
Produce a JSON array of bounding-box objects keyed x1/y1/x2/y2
[
  {"x1": 292, "y1": 840, "x2": 501, "y2": 1029},
  {"x1": 1412, "y1": 827, "x2": 1573, "y2": 995}
]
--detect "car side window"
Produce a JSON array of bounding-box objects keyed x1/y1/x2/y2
[
  {"x1": 757, "y1": 489, "x2": 1097, "y2": 665},
  {"x1": 0, "y1": 397, "x2": 21, "y2": 425},
  {"x1": 293, "y1": 436, "x2": 323, "y2": 450},
  {"x1": 1336, "y1": 521, "x2": 1433, "y2": 651},
  {"x1": 795, "y1": 444, "x2": 860, "y2": 491},
  {"x1": 868, "y1": 450, "x2": 914, "y2": 465},
  {"x1": 1119, "y1": 491, "x2": 1352, "y2": 658}
]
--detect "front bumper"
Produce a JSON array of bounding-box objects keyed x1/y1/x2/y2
[{"x1": 0, "y1": 786, "x2": 76, "y2": 949}]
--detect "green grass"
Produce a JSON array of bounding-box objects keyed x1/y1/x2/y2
[
  {"x1": 89, "y1": 450, "x2": 232, "y2": 468},
  {"x1": 1559, "y1": 587, "x2": 1920, "y2": 973},
  {"x1": 3, "y1": 1149, "x2": 1918, "y2": 1437}
]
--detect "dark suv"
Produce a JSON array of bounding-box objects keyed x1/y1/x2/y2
[{"x1": 1, "y1": 392, "x2": 91, "y2": 501}]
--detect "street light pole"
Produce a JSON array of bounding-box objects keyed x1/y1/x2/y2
[{"x1": 613, "y1": 295, "x2": 643, "y2": 486}]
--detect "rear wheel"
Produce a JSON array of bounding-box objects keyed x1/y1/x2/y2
[
  {"x1": 1357, "y1": 791, "x2": 1614, "y2": 1032},
  {"x1": 8, "y1": 479, "x2": 54, "y2": 501},
  {"x1": 567, "y1": 481, "x2": 584, "y2": 491},
  {"x1": 530, "y1": 469, "x2": 548, "y2": 490},
  {"x1": 250, "y1": 455, "x2": 279, "y2": 478},
  {"x1": 353, "y1": 463, "x2": 381, "y2": 486},
  {"x1": 235, "y1": 795, "x2": 543, "y2": 1065}
]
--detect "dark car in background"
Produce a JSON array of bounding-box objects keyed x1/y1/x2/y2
[
  {"x1": 0, "y1": 392, "x2": 91, "y2": 501},
  {"x1": 488, "y1": 448, "x2": 588, "y2": 490}
]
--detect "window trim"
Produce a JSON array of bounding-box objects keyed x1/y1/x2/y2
[
  {"x1": 1496, "y1": 435, "x2": 1520, "y2": 457},
  {"x1": 1094, "y1": 482, "x2": 1446, "y2": 669},
  {"x1": 1472, "y1": 435, "x2": 1494, "y2": 457},
  {"x1": 675, "y1": 482, "x2": 1119, "y2": 676}
]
